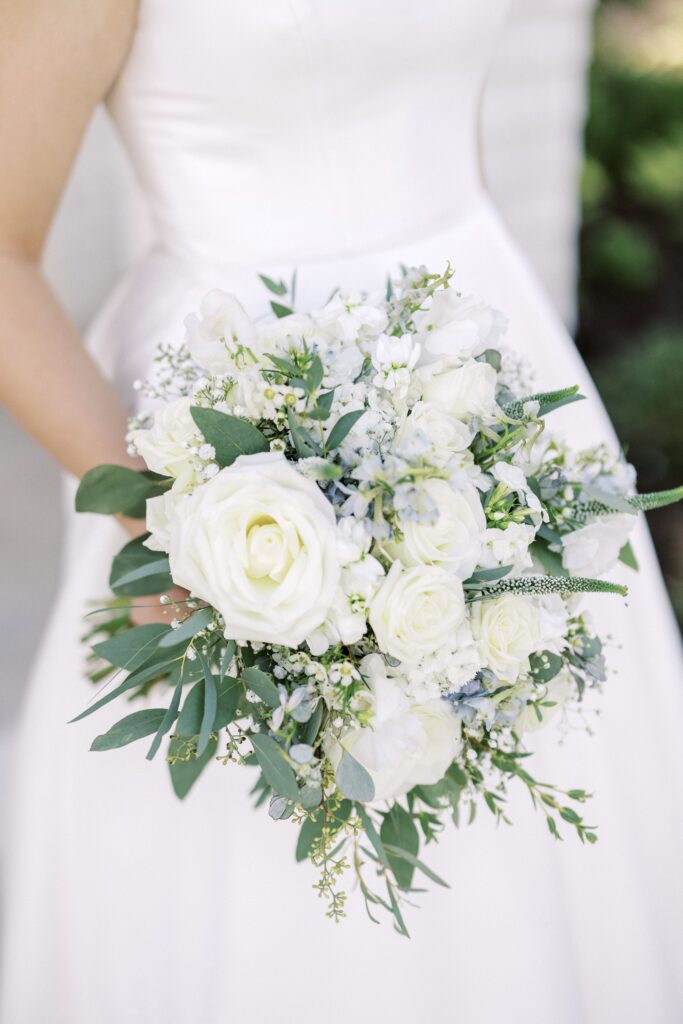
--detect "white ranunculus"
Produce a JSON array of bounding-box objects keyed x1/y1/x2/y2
[
  {"x1": 393, "y1": 401, "x2": 472, "y2": 459},
  {"x1": 413, "y1": 290, "x2": 507, "y2": 367},
  {"x1": 420, "y1": 358, "x2": 498, "y2": 422},
  {"x1": 470, "y1": 594, "x2": 542, "y2": 682},
  {"x1": 561, "y1": 514, "x2": 635, "y2": 577},
  {"x1": 369, "y1": 563, "x2": 466, "y2": 665},
  {"x1": 132, "y1": 396, "x2": 200, "y2": 491},
  {"x1": 168, "y1": 452, "x2": 340, "y2": 646},
  {"x1": 478, "y1": 523, "x2": 536, "y2": 573},
  {"x1": 330, "y1": 654, "x2": 462, "y2": 801},
  {"x1": 382, "y1": 479, "x2": 485, "y2": 579},
  {"x1": 184, "y1": 290, "x2": 256, "y2": 373},
  {"x1": 143, "y1": 490, "x2": 188, "y2": 553}
]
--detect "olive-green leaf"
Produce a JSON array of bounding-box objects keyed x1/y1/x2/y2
[
  {"x1": 91, "y1": 709, "x2": 167, "y2": 751},
  {"x1": 336, "y1": 749, "x2": 375, "y2": 802},
  {"x1": 93, "y1": 624, "x2": 170, "y2": 671},
  {"x1": 75, "y1": 464, "x2": 168, "y2": 517},
  {"x1": 380, "y1": 804, "x2": 419, "y2": 889},
  {"x1": 241, "y1": 667, "x2": 281, "y2": 708},
  {"x1": 327, "y1": 408, "x2": 366, "y2": 451},
  {"x1": 250, "y1": 733, "x2": 299, "y2": 801},
  {"x1": 169, "y1": 736, "x2": 218, "y2": 799},
  {"x1": 109, "y1": 535, "x2": 174, "y2": 596},
  {"x1": 190, "y1": 407, "x2": 269, "y2": 467}
]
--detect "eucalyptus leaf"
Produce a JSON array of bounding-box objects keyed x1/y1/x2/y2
[
  {"x1": 197, "y1": 654, "x2": 217, "y2": 756},
  {"x1": 258, "y1": 273, "x2": 287, "y2": 296},
  {"x1": 336, "y1": 749, "x2": 375, "y2": 802},
  {"x1": 190, "y1": 407, "x2": 269, "y2": 467},
  {"x1": 157, "y1": 606, "x2": 213, "y2": 648},
  {"x1": 169, "y1": 736, "x2": 217, "y2": 799},
  {"x1": 109, "y1": 536, "x2": 174, "y2": 596},
  {"x1": 327, "y1": 408, "x2": 366, "y2": 451},
  {"x1": 250, "y1": 733, "x2": 299, "y2": 801},
  {"x1": 93, "y1": 624, "x2": 170, "y2": 672},
  {"x1": 91, "y1": 709, "x2": 166, "y2": 751},
  {"x1": 241, "y1": 667, "x2": 281, "y2": 708},
  {"x1": 380, "y1": 804, "x2": 419, "y2": 890},
  {"x1": 76, "y1": 464, "x2": 169, "y2": 518}
]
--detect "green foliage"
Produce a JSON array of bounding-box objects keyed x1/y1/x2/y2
[
  {"x1": 241, "y1": 666, "x2": 281, "y2": 708},
  {"x1": 109, "y1": 536, "x2": 173, "y2": 596},
  {"x1": 190, "y1": 407, "x2": 269, "y2": 467},
  {"x1": 380, "y1": 805, "x2": 419, "y2": 889},
  {"x1": 75, "y1": 465, "x2": 170, "y2": 518},
  {"x1": 250, "y1": 734, "x2": 299, "y2": 801},
  {"x1": 336, "y1": 749, "x2": 375, "y2": 802},
  {"x1": 91, "y1": 709, "x2": 167, "y2": 751},
  {"x1": 169, "y1": 736, "x2": 218, "y2": 799}
]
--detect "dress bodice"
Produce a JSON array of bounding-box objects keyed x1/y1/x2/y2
[{"x1": 108, "y1": 0, "x2": 510, "y2": 272}]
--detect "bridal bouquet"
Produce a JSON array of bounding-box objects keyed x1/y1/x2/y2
[{"x1": 75, "y1": 265, "x2": 681, "y2": 933}]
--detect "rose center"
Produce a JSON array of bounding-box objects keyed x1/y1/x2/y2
[{"x1": 245, "y1": 515, "x2": 298, "y2": 582}]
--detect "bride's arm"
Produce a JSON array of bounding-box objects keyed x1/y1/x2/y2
[{"x1": 0, "y1": 0, "x2": 139, "y2": 480}]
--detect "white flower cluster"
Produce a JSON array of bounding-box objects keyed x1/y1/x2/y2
[{"x1": 129, "y1": 266, "x2": 634, "y2": 802}]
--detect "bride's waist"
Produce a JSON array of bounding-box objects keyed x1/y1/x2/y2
[{"x1": 86, "y1": 191, "x2": 499, "y2": 395}]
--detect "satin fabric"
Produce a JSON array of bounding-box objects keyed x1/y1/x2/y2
[{"x1": 2, "y1": 3, "x2": 682, "y2": 1021}]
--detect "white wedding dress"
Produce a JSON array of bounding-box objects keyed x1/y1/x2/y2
[{"x1": 2, "y1": 3, "x2": 683, "y2": 1022}]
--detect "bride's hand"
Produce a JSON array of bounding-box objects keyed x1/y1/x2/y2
[{"x1": 118, "y1": 513, "x2": 192, "y2": 627}]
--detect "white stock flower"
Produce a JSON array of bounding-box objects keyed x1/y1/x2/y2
[
  {"x1": 420, "y1": 358, "x2": 498, "y2": 422},
  {"x1": 414, "y1": 290, "x2": 506, "y2": 366},
  {"x1": 369, "y1": 563, "x2": 466, "y2": 665},
  {"x1": 470, "y1": 594, "x2": 542, "y2": 682},
  {"x1": 168, "y1": 452, "x2": 340, "y2": 646},
  {"x1": 184, "y1": 290, "x2": 256, "y2": 373},
  {"x1": 382, "y1": 479, "x2": 485, "y2": 579},
  {"x1": 131, "y1": 396, "x2": 200, "y2": 491},
  {"x1": 330, "y1": 654, "x2": 462, "y2": 801},
  {"x1": 478, "y1": 523, "x2": 536, "y2": 573},
  {"x1": 561, "y1": 513, "x2": 634, "y2": 577},
  {"x1": 371, "y1": 333, "x2": 421, "y2": 396},
  {"x1": 537, "y1": 595, "x2": 570, "y2": 655}
]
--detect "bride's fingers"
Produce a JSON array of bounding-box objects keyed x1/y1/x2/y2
[{"x1": 129, "y1": 586, "x2": 191, "y2": 627}]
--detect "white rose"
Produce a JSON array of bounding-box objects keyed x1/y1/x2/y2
[
  {"x1": 331, "y1": 654, "x2": 462, "y2": 800},
  {"x1": 168, "y1": 452, "x2": 340, "y2": 646},
  {"x1": 470, "y1": 594, "x2": 542, "y2": 682},
  {"x1": 132, "y1": 396, "x2": 200, "y2": 491},
  {"x1": 478, "y1": 523, "x2": 535, "y2": 573},
  {"x1": 369, "y1": 563, "x2": 466, "y2": 665},
  {"x1": 382, "y1": 479, "x2": 485, "y2": 579},
  {"x1": 420, "y1": 358, "x2": 498, "y2": 422},
  {"x1": 393, "y1": 401, "x2": 472, "y2": 459},
  {"x1": 413, "y1": 290, "x2": 507, "y2": 366},
  {"x1": 143, "y1": 490, "x2": 188, "y2": 553},
  {"x1": 561, "y1": 514, "x2": 634, "y2": 577},
  {"x1": 184, "y1": 290, "x2": 256, "y2": 373}
]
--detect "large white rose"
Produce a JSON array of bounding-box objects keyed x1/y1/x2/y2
[
  {"x1": 132, "y1": 396, "x2": 200, "y2": 491},
  {"x1": 561, "y1": 514, "x2": 634, "y2": 577},
  {"x1": 330, "y1": 655, "x2": 462, "y2": 801},
  {"x1": 470, "y1": 593, "x2": 542, "y2": 682},
  {"x1": 420, "y1": 358, "x2": 498, "y2": 422},
  {"x1": 184, "y1": 290, "x2": 256, "y2": 373},
  {"x1": 168, "y1": 453, "x2": 340, "y2": 646},
  {"x1": 369, "y1": 563, "x2": 466, "y2": 665},
  {"x1": 382, "y1": 479, "x2": 485, "y2": 579},
  {"x1": 413, "y1": 289, "x2": 507, "y2": 367},
  {"x1": 393, "y1": 401, "x2": 472, "y2": 460}
]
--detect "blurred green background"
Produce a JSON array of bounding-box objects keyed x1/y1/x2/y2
[{"x1": 578, "y1": 0, "x2": 683, "y2": 627}]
